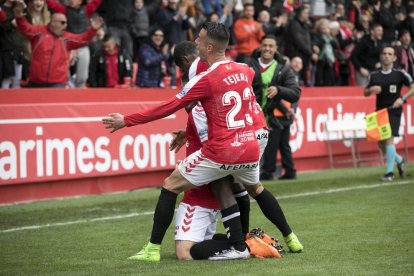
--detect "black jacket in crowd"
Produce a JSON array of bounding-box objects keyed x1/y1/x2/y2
[
  {"x1": 247, "y1": 49, "x2": 301, "y2": 128},
  {"x1": 350, "y1": 34, "x2": 384, "y2": 71},
  {"x1": 89, "y1": 48, "x2": 132, "y2": 88}
]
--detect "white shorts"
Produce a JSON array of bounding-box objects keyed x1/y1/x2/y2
[
  {"x1": 174, "y1": 202, "x2": 220, "y2": 242},
  {"x1": 177, "y1": 128, "x2": 268, "y2": 186},
  {"x1": 256, "y1": 128, "x2": 268, "y2": 158}
]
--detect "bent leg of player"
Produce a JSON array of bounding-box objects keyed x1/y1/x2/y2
[
  {"x1": 175, "y1": 202, "x2": 220, "y2": 260},
  {"x1": 208, "y1": 176, "x2": 249, "y2": 260},
  {"x1": 128, "y1": 169, "x2": 196, "y2": 262},
  {"x1": 231, "y1": 182, "x2": 250, "y2": 235},
  {"x1": 237, "y1": 175, "x2": 303, "y2": 253}
]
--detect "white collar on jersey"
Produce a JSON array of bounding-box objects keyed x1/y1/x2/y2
[{"x1": 381, "y1": 68, "x2": 392, "y2": 74}]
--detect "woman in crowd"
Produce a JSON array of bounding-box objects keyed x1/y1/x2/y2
[{"x1": 135, "y1": 28, "x2": 168, "y2": 88}]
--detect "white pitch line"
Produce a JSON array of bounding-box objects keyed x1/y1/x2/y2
[
  {"x1": 0, "y1": 115, "x2": 176, "y2": 125},
  {"x1": 1, "y1": 180, "x2": 412, "y2": 234}
]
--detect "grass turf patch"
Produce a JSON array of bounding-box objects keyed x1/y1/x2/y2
[{"x1": 0, "y1": 164, "x2": 413, "y2": 275}]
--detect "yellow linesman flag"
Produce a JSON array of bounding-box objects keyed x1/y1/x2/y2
[{"x1": 365, "y1": 108, "x2": 392, "y2": 141}]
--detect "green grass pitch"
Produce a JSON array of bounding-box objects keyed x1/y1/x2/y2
[{"x1": 1, "y1": 164, "x2": 413, "y2": 275}]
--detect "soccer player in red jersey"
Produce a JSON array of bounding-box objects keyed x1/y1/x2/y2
[{"x1": 103, "y1": 22, "x2": 302, "y2": 261}]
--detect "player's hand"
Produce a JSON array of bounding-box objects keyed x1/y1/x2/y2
[
  {"x1": 369, "y1": 85, "x2": 381, "y2": 95},
  {"x1": 266, "y1": 86, "x2": 278, "y2": 98},
  {"x1": 102, "y1": 113, "x2": 126, "y2": 133},
  {"x1": 170, "y1": 130, "x2": 187, "y2": 153},
  {"x1": 392, "y1": 97, "x2": 404, "y2": 109}
]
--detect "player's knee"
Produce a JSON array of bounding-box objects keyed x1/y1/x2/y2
[
  {"x1": 175, "y1": 244, "x2": 193, "y2": 260},
  {"x1": 245, "y1": 182, "x2": 264, "y2": 197}
]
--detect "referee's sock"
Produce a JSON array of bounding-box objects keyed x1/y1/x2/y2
[
  {"x1": 190, "y1": 239, "x2": 231, "y2": 260},
  {"x1": 234, "y1": 189, "x2": 250, "y2": 235},
  {"x1": 385, "y1": 144, "x2": 397, "y2": 173},
  {"x1": 150, "y1": 188, "x2": 178, "y2": 245},
  {"x1": 221, "y1": 204, "x2": 246, "y2": 251},
  {"x1": 254, "y1": 188, "x2": 292, "y2": 237},
  {"x1": 395, "y1": 152, "x2": 403, "y2": 164}
]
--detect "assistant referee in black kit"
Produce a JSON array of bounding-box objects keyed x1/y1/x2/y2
[{"x1": 364, "y1": 46, "x2": 414, "y2": 181}]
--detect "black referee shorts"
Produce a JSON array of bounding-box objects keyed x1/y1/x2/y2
[{"x1": 388, "y1": 108, "x2": 402, "y2": 137}]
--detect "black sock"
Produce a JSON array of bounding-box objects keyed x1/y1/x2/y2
[
  {"x1": 221, "y1": 204, "x2": 246, "y2": 251},
  {"x1": 150, "y1": 188, "x2": 178, "y2": 244},
  {"x1": 190, "y1": 239, "x2": 231, "y2": 260},
  {"x1": 254, "y1": 188, "x2": 292, "y2": 237},
  {"x1": 234, "y1": 189, "x2": 250, "y2": 235}
]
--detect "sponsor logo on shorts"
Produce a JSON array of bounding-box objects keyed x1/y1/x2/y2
[
  {"x1": 219, "y1": 163, "x2": 258, "y2": 170},
  {"x1": 256, "y1": 132, "x2": 268, "y2": 140}
]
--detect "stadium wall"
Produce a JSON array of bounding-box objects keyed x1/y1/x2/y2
[{"x1": 1, "y1": 87, "x2": 413, "y2": 204}]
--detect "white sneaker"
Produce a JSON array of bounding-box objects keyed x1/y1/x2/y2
[{"x1": 208, "y1": 247, "x2": 250, "y2": 261}]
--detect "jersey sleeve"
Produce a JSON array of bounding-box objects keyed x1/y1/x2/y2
[
  {"x1": 124, "y1": 74, "x2": 209, "y2": 127},
  {"x1": 402, "y1": 70, "x2": 413, "y2": 86}
]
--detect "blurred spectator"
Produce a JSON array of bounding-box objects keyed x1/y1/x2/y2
[
  {"x1": 159, "y1": 0, "x2": 190, "y2": 50},
  {"x1": 219, "y1": 2, "x2": 234, "y2": 29},
  {"x1": 257, "y1": 9, "x2": 288, "y2": 49},
  {"x1": 0, "y1": 0, "x2": 27, "y2": 88},
  {"x1": 14, "y1": 7, "x2": 103, "y2": 88},
  {"x1": 233, "y1": 3, "x2": 265, "y2": 63},
  {"x1": 89, "y1": 34, "x2": 132, "y2": 88},
  {"x1": 23, "y1": 0, "x2": 51, "y2": 85},
  {"x1": 395, "y1": 30, "x2": 414, "y2": 78},
  {"x1": 158, "y1": 0, "x2": 191, "y2": 88},
  {"x1": 186, "y1": 0, "x2": 205, "y2": 41},
  {"x1": 290, "y1": 56, "x2": 304, "y2": 86},
  {"x1": 372, "y1": 0, "x2": 396, "y2": 44},
  {"x1": 143, "y1": 0, "x2": 163, "y2": 26},
  {"x1": 136, "y1": 28, "x2": 168, "y2": 88},
  {"x1": 390, "y1": 0, "x2": 407, "y2": 20},
  {"x1": 88, "y1": 18, "x2": 105, "y2": 57},
  {"x1": 284, "y1": 6, "x2": 313, "y2": 86},
  {"x1": 130, "y1": 0, "x2": 149, "y2": 62},
  {"x1": 336, "y1": 17, "x2": 355, "y2": 85},
  {"x1": 400, "y1": 5, "x2": 414, "y2": 39},
  {"x1": 0, "y1": 7, "x2": 6, "y2": 23},
  {"x1": 350, "y1": 23, "x2": 383, "y2": 86},
  {"x1": 98, "y1": 0, "x2": 134, "y2": 58},
  {"x1": 46, "y1": 0, "x2": 102, "y2": 88},
  {"x1": 354, "y1": 14, "x2": 370, "y2": 41},
  {"x1": 200, "y1": 0, "x2": 221, "y2": 16},
  {"x1": 28, "y1": 0, "x2": 50, "y2": 25},
  {"x1": 312, "y1": 18, "x2": 339, "y2": 86}
]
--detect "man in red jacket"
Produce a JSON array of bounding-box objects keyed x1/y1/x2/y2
[{"x1": 13, "y1": 6, "x2": 103, "y2": 88}]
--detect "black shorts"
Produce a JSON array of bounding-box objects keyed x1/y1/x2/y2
[{"x1": 388, "y1": 108, "x2": 402, "y2": 137}]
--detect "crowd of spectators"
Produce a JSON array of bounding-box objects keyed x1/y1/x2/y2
[{"x1": 1, "y1": 0, "x2": 414, "y2": 89}]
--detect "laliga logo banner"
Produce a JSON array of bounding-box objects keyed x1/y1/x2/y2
[{"x1": 289, "y1": 107, "x2": 304, "y2": 153}]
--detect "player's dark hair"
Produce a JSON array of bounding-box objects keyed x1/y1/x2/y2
[
  {"x1": 201, "y1": 22, "x2": 230, "y2": 51},
  {"x1": 261, "y1": 34, "x2": 277, "y2": 44},
  {"x1": 173, "y1": 41, "x2": 197, "y2": 66}
]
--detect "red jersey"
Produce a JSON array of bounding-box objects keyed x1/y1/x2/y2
[{"x1": 124, "y1": 60, "x2": 260, "y2": 164}]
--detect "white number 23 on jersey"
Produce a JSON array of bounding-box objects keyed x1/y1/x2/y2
[{"x1": 222, "y1": 88, "x2": 254, "y2": 129}]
